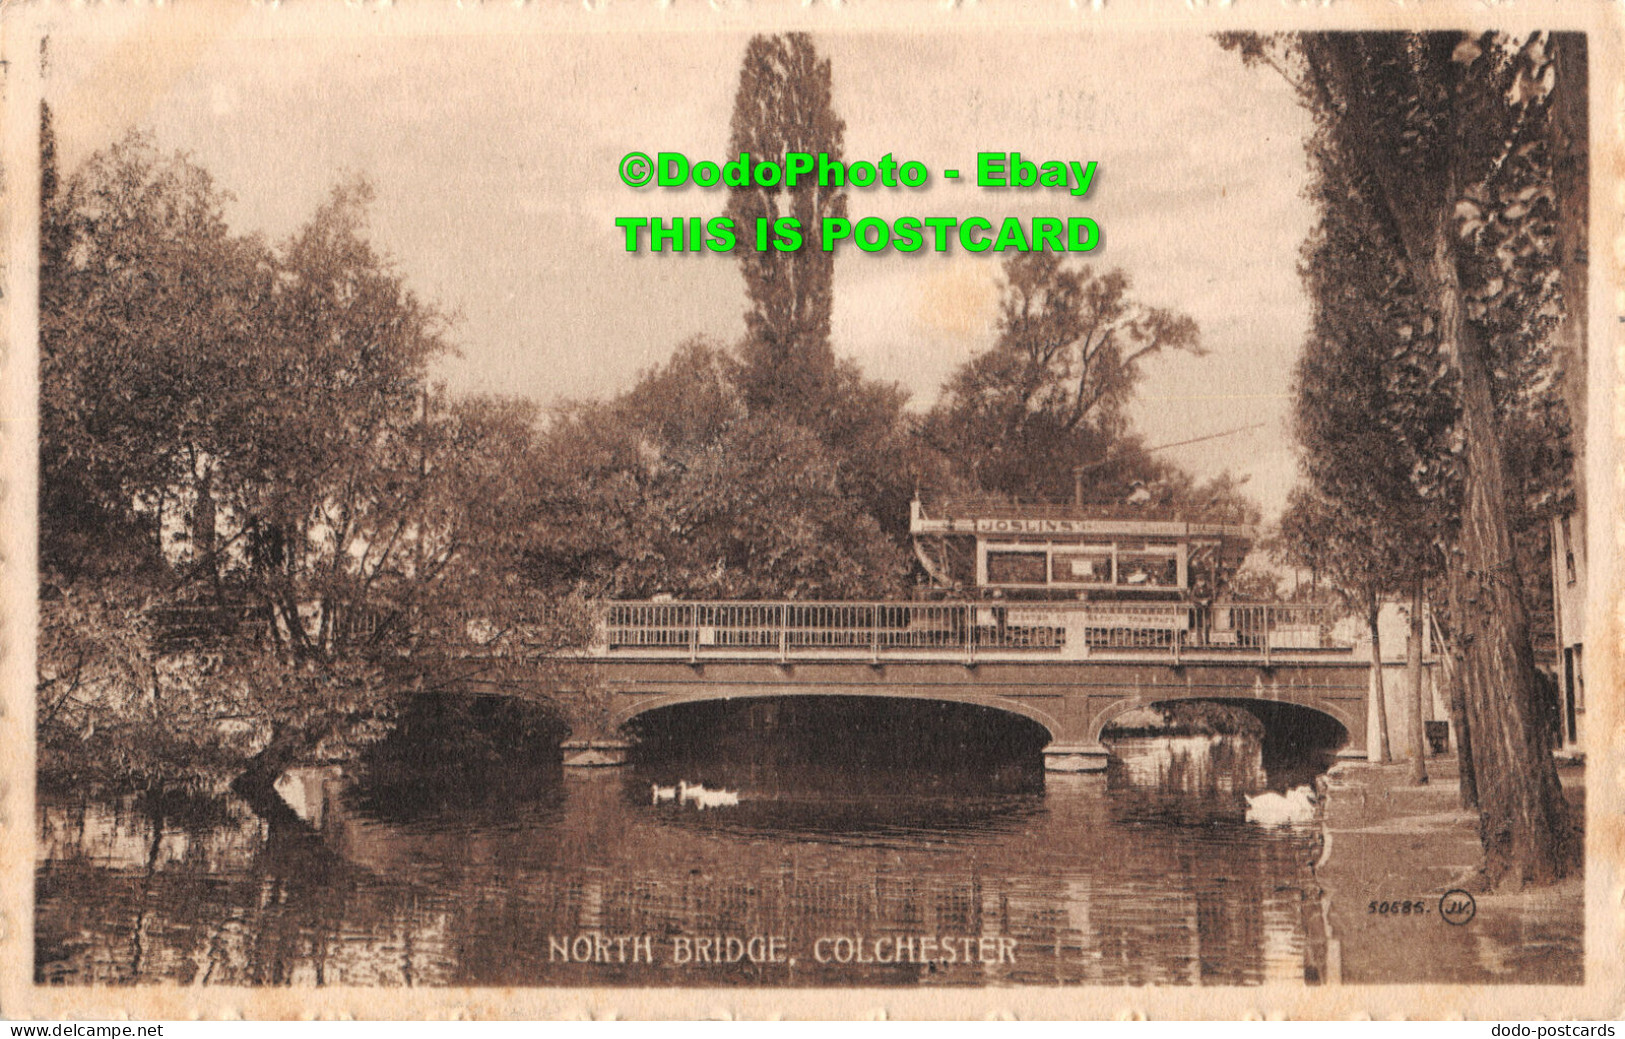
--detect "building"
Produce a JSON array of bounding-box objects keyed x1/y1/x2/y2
[{"x1": 1550, "y1": 507, "x2": 1586, "y2": 752}]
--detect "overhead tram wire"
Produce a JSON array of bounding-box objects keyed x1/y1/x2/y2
[{"x1": 1072, "y1": 421, "x2": 1269, "y2": 478}]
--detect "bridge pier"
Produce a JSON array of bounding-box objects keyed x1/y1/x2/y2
[{"x1": 1042, "y1": 742, "x2": 1112, "y2": 773}]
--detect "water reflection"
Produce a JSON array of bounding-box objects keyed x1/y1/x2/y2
[{"x1": 37, "y1": 730, "x2": 1327, "y2": 987}]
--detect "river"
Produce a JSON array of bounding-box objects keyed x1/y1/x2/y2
[{"x1": 36, "y1": 703, "x2": 1335, "y2": 987}]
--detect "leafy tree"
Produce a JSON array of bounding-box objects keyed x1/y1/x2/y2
[
  {"x1": 209, "y1": 183, "x2": 595, "y2": 797},
  {"x1": 925, "y1": 254, "x2": 1203, "y2": 503},
  {"x1": 38, "y1": 140, "x2": 589, "y2": 806},
  {"x1": 724, "y1": 33, "x2": 848, "y2": 422},
  {"x1": 528, "y1": 339, "x2": 908, "y2": 600},
  {"x1": 816, "y1": 359, "x2": 955, "y2": 545},
  {"x1": 39, "y1": 132, "x2": 273, "y2": 582},
  {"x1": 1226, "y1": 31, "x2": 1579, "y2": 885},
  {"x1": 1277, "y1": 488, "x2": 1400, "y2": 763},
  {"x1": 1141, "y1": 468, "x2": 1263, "y2": 527},
  {"x1": 1288, "y1": 168, "x2": 1463, "y2": 780},
  {"x1": 1223, "y1": 565, "x2": 1284, "y2": 603},
  {"x1": 714, "y1": 34, "x2": 941, "y2": 546},
  {"x1": 233, "y1": 180, "x2": 454, "y2": 656}
]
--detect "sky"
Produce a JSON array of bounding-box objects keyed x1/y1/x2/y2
[{"x1": 42, "y1": 7, "x2": 1319, "y2": 520}]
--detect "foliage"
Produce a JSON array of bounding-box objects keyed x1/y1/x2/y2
[
  {"x1": 924, "y1": 253, "x2": 1205, "y2": 504},
  {"x1": 1225, "y1": 31, "x2": 1579, "y2": 885},
  {"x1": 40, "y1": 133, "x2": 272, "y2": 581},
  {"x1": 1225, "y1": 32, "x2": 1575, "y2": 533},
  {"x1": 725, "y1": 33, "x2": 848, "y2": 423},
  {"x1": 528, "y1": 339, "x2": 909, "y2": 600},
  {"x1": 1275, "y1": 487, "x2": 1392, "y2": 615},
  {"x1": 1224, "y1": 565, "x2": 1288, "y2": 604},
  {"x1": 38, "y1": 133, "x2": 589, "y2": 795},
  {"x1": 1103, "y1": 701, "x2": 1266, "y2": 739},
  {"x1": 1150, "y1": 469, "x2": 1263, "y2": 527},
  {"x1": 1274, "y1": 167, "x2": 1461, "y2": 613}
]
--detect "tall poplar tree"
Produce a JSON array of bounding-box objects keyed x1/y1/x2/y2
[
  {"x1": 724, "y1": 33, "x2": 847, "y2": 421},
  {"x1": 1288, "y1": 145, "x2": 1460, "y2": 783}
]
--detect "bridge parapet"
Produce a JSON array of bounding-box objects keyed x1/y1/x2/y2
[{"x1": 593, "y1": 599, "x2": 1351, "y2": 667}]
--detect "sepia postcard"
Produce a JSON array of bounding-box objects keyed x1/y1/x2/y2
[{"x1": 0, "y1": 0, "x2": 1620, "y2": 1021}]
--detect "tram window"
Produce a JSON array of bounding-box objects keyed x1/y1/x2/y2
[
  {"x1": 1053, "y1": 550, "x2": 1113, "y2": 584},
  {"x1": 1118, "y1": 551, "x2": 1179, "y2": 587},
  {"x1": 987, "y1": 550, "x2": 1048, "y2": 585}
]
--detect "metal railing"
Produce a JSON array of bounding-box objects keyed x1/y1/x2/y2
[{"x1": 597, "y1": 600, "x2": 1347, "y2": 663}]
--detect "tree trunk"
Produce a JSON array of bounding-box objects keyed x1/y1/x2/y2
[
  {"x1": 1448, "y1": 657, "x2": 1479, "y2": 809},
  {"x1": 1439, "y1": 573, "x2": 1480, "y2": 809},
  {"x1": 152, "y1": 490, "x2": 165, "y2": 558},
  {"x1": 230, "y1": 723, "x2": 313, "y2": 820},
  {"x1": 1366, "y1": 598, "x2": 1391, "y2": 764},
  {"x1": 1429, "y1": 218, "x2": 1573, "y2": 886},
  {"x1": 192, "y1": 465, "x2": 216, "y2": 582},
  {"x1": 1407, "y1": 577, "x2": 1429, "y2": 784}
]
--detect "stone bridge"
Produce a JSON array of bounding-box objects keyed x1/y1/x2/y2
[{"x1": 500, "y1": 600, "x2": 1372, "y2": 771}]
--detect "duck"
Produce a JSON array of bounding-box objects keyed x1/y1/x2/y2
[
  {"x1": 694, "y1": 788, "x2": 740, "y2": 810},
  {"x1": 651, "y1": 783, "x2": 677, "y2": 804},
  {"x1": 672, "y1": 780, "x2": 741, "y2": 810},
  {"x1": 1244, "y1": 785, "x2": 1318, "y2": 826}
]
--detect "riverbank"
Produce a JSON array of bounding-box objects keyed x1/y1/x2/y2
[{"x1": 1315, "y1": 756, "x2": 1585, "y2": 984}]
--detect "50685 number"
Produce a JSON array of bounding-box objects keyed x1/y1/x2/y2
[{"x1": 1368, "y1": 900, "x2": 1429, "y2": 916}]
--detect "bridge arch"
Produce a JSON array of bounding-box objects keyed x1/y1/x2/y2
[
  {"x1": 612, "y1": 689, "x2": 1062, "y2": 745},
  {"x1": 1093, "y1": 695, "x2": 1352, "y2": 752}
]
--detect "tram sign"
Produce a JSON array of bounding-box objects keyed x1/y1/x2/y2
[
  {"x1": 976, "y1": 517, "x2": 1129, "y2": 535},
  {"x1": 909, "y1": 500, "x2": 1257, "y2": 542},
  {"x1": 1006, "y1": 607, "x2": 1190, "y2": 630}
]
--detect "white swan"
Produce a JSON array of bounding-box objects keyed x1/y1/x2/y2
[{"x1": 1245, "y1": 785, "x2": 1318, "y2": 826}]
